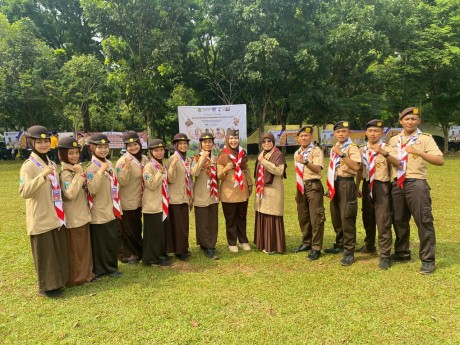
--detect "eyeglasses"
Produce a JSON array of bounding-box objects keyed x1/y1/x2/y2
[{"x1": 262, "y1": 139, "x2": 272, "y2": 143}]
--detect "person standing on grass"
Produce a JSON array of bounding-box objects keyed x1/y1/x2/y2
[
  {"x1": 116, "y1": 131, "x2": 149, "y2": 265},
  {"x1": 19, "y1": 125, "x2": 69, "y2": 298},
  {"x1": 167, "y1": 133, "x2": 193, "y2": 261},
  {"x1": 142, "y1": 139, "x2": 172, "y2": 267},
  {"x1": 58, "y1": 137, "x2": 95, "y2": 285},
  {"x1": 217, "y1": 129, "x2": 253, "y2": 253},
  {"x1": 324, "y1": 121, "x2": 361, "y2": 266},
  {"x1": 253, "y1": 132, "x2": 287, "y2": 254},
  {"x1": 292, "y1": 126, "x2": 325, "y2": 261},
  {"x1": 356, "y1": 120, "x2": 400, "y2": 270},
  {"x1": 191, "y1": 131, "x2": 220, "y2": 260},
  {"x1": 389, "y1": 107, "x2": 444, "y2": 274},
  {"x1": 86, "y1": 133, "x2": 123, "y2": 278}
]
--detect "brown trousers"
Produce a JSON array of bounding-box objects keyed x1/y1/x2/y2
[
  {"x1": 65, "y1": 223, "x2": 95, "y2": 286},
  {"x1": 330, "y1": 177, "x2": 358, "y2": 253},
  {"x1": 195, "y1": 203, "x2": 218, "y2": 249},
  {"x1": 391, "y1": 179, "x2": 436, "y2": 262},
  {"x1": 118, "y1": 207, "x2": 143, "y2": 260},
  {"x1": 222, "y1": 201, "x2": 249, "y2": 246},
  {"x1": 167, "y1": 203, "x2": 190, "y2": 255},
  {"x1": 295, "y1": 179, "x2": 325, "y2": 250},
  {"x1": 361, "y1": 180, "x2": 392, "y2": 257}
]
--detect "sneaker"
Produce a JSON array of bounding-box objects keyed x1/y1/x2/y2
[
  {"x1": 419, "y1": 261, "x2": 435, "y2": 275},
  {"x1": 175, "y1": 252, "x2": 191, "y2": 261},
  {"x1": 324, "y1": 243, "x2": 344, "y2": 254},
  {"x1": 262, "y1": 249, "x2": 276, "y2": 255},
  {"x1": 378, "y1": 257, "x2": 391, "y2": 270},
  {"x1": 340, "y1": 254, "x2": 355, "y2": 266},
  {"x1": 357, "y1": 245, "x2": 377, "y2": 254},
  {"x1": 108, "y1": 271, "x2": 123, "y2": 278},
  {"x1": 228, "y1": 245, "x2": 239, "y2": 253},
  {"x1": 390, "y1": 253, "x2": 411, "y2": 261},
  {"x1": 239, "y1": 243, "x2": 251, "y2": 251},
  {"x1": 127, "y1": 258, "x2": 139, "y2": 265},
  {"x1": 307, "y1": 250, "x2": 321, "y2": 261},
  {"x1": 204, "y1": 248, "x2": 219, "y2": 260}
]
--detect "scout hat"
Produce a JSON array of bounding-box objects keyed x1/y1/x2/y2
[
  {"x1": 89, "y1": 133, "x2": 110, "y2": 144},
  {"x1": 297, "y1": 126, "x2": 313, "y2": 136},
  {"x1": 199, "y1": 130, "x2": 215, "y2": 141},
  {"x1": 26, "y1": 125, "x2": 50, "y2": 139},
  {"x1": 226, "y1": 128, "x2": 239, "y2": 137},
  {"x1": 148, "y1": 139, "x2": 166, "y2": 150},
  {"x1": 365, "y1": 119, "x2": 384, "y2": 129},
  {"x1": 122, "y1": 131, "x2": 140, "y2": 144},
  {"x1": 57, "y1": 136, "x2": 81, "y2": 149},
  {"x1": 171, "y1": 133, "x2": 190, "y2": 143},
  {"x1": 399, "y1": 107, "x2": 419, "y2": 120},
  {"x1": 333, "y1": 121, "x2": 350, "y2": 131}
]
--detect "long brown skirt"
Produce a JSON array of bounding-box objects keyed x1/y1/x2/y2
[
  {"x1": 143, "y1": 212, "x2": 168, "y2": 265},
  {"x1": 30, "y1": 227, "x2": 69, "y2": 293},
  {"x1": 195, "y1": 204, "x2": 218, "y2": 249},
  {"x1": 254, "y1": 211, "x2": 286, "y2": 254},
  {"x1": 118, "y1": 207, "x2": 143, "y2": 261},
  {"x1": 66, "y1": 223, "x2": 95, "y2": 286},
  {"x1": 167, "y1": 203, "x2": 189, "y2": 255},
  {"x1": 90, "y1": 219, "x2": 119, "y2": 276}
]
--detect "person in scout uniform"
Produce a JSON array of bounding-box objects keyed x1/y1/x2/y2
[
  {"x1": 19, "y1": 125, "x2": 69, "y2": 298},
  {"x1": 217, "y1": 128, "x2": 253, "y2": 253},
  {"x1": 325, "y1": 121, "x2": 361, "y2": 266},
  {"x1": 142, "y1": 139, "x2": 172, "y2": 267},
  {"x1": 58, "y1": 136, "x2": 95, "y2": 285},
  {"x1": 86, "y1": 133, "x2": 123, "y2": 278},
  {"x1": 253, "y1": 132, "x2": 287, "y2": 254},
  {"x1": 356, "y1": 119, "x2": 400, "y2": 270},
  {"x1": 191, "y1": 131, "x2": 220, "y2": 260},
  {"x1": 116, "y1": 131, "x2": 149, "y2": 265},
  {"x1": 389, "y1": 107, "x2": 444, "y2": 274},
  {"x1": 167, "y1": 133, "x2": 193, "y2": 261},
  {"x1": 293, "y1": 126, "x2": 325, "y2": 261}
]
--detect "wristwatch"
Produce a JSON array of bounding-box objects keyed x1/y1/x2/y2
[{"x1": 384, "y1": 152, "x2": 390, "y2": 158}]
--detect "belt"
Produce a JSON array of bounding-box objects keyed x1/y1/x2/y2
[
  {"x1": 336, "y1": 176, "x2": 354, "y2": 181},
  {"x1": 304, "y1": 179, "x2": 321, "y2": 183},
  {"x1": 393, "y1": 178, "x2": 418, "y2": 182}
]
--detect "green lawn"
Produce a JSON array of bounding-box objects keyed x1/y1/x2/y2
[{"x1": 1, "y1": 156, "x2": 459, "y2": 344}]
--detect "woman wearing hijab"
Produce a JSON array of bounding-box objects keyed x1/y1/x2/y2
[
  {"x1": 167, "y1": 133, "x2": 192, "y2": 261},
  {"x1": 191, "y1": 131, "x2": 219, "y2": 260},
  {"x1": 19, "y1": 125, "x2": 69, "y2": 298},
  {"x1": 86, "y1": 133, "x2": 123, "y2": 278},
  {"x1": 217, "y1": 129, "x2": 253, "y2": 253},
  {"x1": 116, "y1": 131, "x2": 149, "y2": 264},
  {"x1": 253, "y1": 132, "x2": 287, "y2": 254},
  {"x1": 58, "y1": 136, "x2": 95, "y2": 285}
]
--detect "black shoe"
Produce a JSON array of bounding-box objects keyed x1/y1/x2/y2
[
  {"x1": 340, "y1": 254, "x2": 355, "y2": 266},
  {"x1": 176, "y1": 253, "x2": 191, "y2": 261},
  {"x1": 419, "y1": 261, "x2": 435, "y2": 275},
  {"x1": 357, "y1": 245, "x2": 377, "y2": 253},
  {"x1": 324, "y1": 244, "x2": 344, "y2": 254},
  {"x1": 307, "y1": 250, "x2": 321, "y2": 261},
  {"x1": 204, "y1": 248, "x2": 219, "y2": 260},
  {"x1": 127, "y1": 258, "x2": 139, "y2": 265},
  {"x1": 379, "y1": 257, "x2": 391, "y2": 270},
  {"x1": 151, "y1": 260, "x2": 173, "y2": 267},
  {"x1": 108, "y1": 271, "x2": 123, "y2": 278},
  {"x1": 293, "y1": 243, "x2": 311, "y2": 253},
  {"x1": 43, "y1": 288, "x2": 64, "y2": 298},
  {"x1": 390, "y1": 253, "x2": 411, "y2": 261}
]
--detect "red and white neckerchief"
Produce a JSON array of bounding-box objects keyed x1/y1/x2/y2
[
  {"x1": 255, "y1": 147, "x2": 278, "y2": 199},
  {"x1": 123, "y1": 152, "x2": 145, "y2": 195},
  {"x1": 151, "y1": 159, "x2": 169, "y2": 221},
  {"x1": 201, "y1": 152, "x2": 219, "y2": 201},
  {"x1": 29, "y1": 155, "x2": 65, "y2": 226},
  {"x1": 174, "y1": 151, "x2": 192, "y2": 198},
  {"x1": 91, "y1": 157, "x2": 122, "y2": 219},
  {"x1": 326, "y1": 138, "x2": 352, "y2": 200},
  {"x1": 362, "y1": 142, "x2": 385, "y2": 198},
  {"x1": 222, "y1": 145, "x2": 245, "y2": 190},
  {"x1": 295, "y1": 144, "x2": 315, "y2": 194},
  {"x1": 397, "y1": 129, "x2": 422, "y2": 189}
]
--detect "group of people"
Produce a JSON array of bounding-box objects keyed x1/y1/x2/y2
[{"x1": 19, "y1": 106, "x2": 444, "y2": 298}]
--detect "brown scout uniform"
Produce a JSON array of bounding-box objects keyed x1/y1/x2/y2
[{"x1": 294, "y1": 145, "x2": 325, "y2": 250}]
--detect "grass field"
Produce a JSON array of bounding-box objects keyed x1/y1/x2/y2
[{"x1": 0, "y1": 156, "x2": 459, "y2": 344}]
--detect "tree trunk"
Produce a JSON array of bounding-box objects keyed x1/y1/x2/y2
[
  {"x1": 81, "y1": 101, "x2": 91, "y2": 131},
  {"x1": 443, "y1": 125, "x2": 449, "y2": 153},
  {"x1": 145, "y1": 109, "x2": 153, "y2": 142}
]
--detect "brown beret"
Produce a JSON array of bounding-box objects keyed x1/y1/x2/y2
[
  {"x1": 365, "y1": 119, "x2": 384, "y2": 129},
  {"x1": 333, "y1": 121, "x2": 350, "y2": 131},
  {"x1": 297, "y1": 126, "x2": 313, "y2": 136},
  {"x1": 399, "y1": 107, "x2": 420, "y2": 120}
]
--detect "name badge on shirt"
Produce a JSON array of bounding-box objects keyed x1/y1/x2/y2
[
  {"x1": 52, "y1": 189, "x2": 62, "y2": 202},
  {"x1": 112, "y1": 187, "x2": 119, "y2": 199}
]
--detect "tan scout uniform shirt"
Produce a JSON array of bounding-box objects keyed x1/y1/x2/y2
[
  {"x1": 217, "y1": 158, "x2": 253, "y2": 203},
  {"x1": 116, "y1": 154, "x2": 149, "y2": 211},
  {"x1": 336, "y1": 143, "x2": 361, "y2": 177},
  {"x1": 294, "y1": 146, "x2": 324, "y2": 180},
  {"x1": 167, "y1": 153, "x2": 192, "y2": 205},
  {"x1": 86, "y1": 157, "x2": 118, "y2": 224},
  {"x1": 60, "y1": 162, "x2": 92, "y2": 228},
  {"x1": 254, "y1": 154, "x2": 285, "y2": 216},
  {"x1": 19, "y1": 152, "x2": 61, "y2": 235},
  {"x1": 359, "y1": 144, "x2": 391, "y2": 182},
  {"x1": 191, "y1": 153, "x2": 219, "y2": 207},
  {"x1": 389, "y1": 132, "x2": 442, "y2": 180},
  {"x1": 142, "y1": 160, "x2": 165, "y2": 214}
]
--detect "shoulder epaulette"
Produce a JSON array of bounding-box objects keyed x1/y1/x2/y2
[
  {"x1": 350, "y1": 143, "x2": 358, "y2": 146},
  {"x1": 421, "y1": 132, "x2": 432, "y2": 136}
]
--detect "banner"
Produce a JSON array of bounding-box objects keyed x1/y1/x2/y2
[
  {"x1": 178, "y1": 104, "x2": 247, "y2": 152},
  {"x1": 321, "y1": 128, "x2": 403, "y2": 146},
  {"x1": 268, "y1": 130, "x2": 299, "y2": 146},
  {"x1": 449, "y1": 126, "x2": 460, "y2": 142},
  {"x1": 77, "y1": 131, "x2": 148, "y2": 149}
]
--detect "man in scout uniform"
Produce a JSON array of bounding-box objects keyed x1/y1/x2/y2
[
  {"x1": 293, "y1": 126, "x2": 325, "y2": 261},
  {"x1": 325, "y1": 121, "x2": 361, "y2": 266},
  {"x1": 389, "y1": 107, "x2": 444, "y2": 274},
  {"x1": 356, "y1": 119, "x2": 400, "y2": 270}
]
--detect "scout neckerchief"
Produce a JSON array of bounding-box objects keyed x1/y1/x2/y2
[
  {"x1": 222, "y1": 145, "x2": 245, "y2": 190},
  {"x1": 362, "y1": 141, "x2": 385, "y2": 198},
  {"x1": 29, "y1": 154, "x2": 65, "y2": 226},
  {"x1": 200, "y1": 151, "x2": 219, "y2": 201},
  {"x1": 90, "y1": 156, "x2": 122, "y2": 219},
  {"x1": 150, "y1": 159, "x2": 169, "y2": 221},
  {"x1": 295, "y1": 143, "x2": 315, "y2": 195},
  {"x1": 255, "y1": 147, "x2": 278, "y2": 199},
  {"x1": 123, "y1": 152, "x2": 145, "y2": 195},
  {"x1": 174, "y1": 151, "x2": 192, "y2": 198},
  {"x1": 397, "y1": 129, "x2": 422, "y2": 189},
  {"x1": 326, "y1": 138, "x2": 352, "y2": 200}
]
